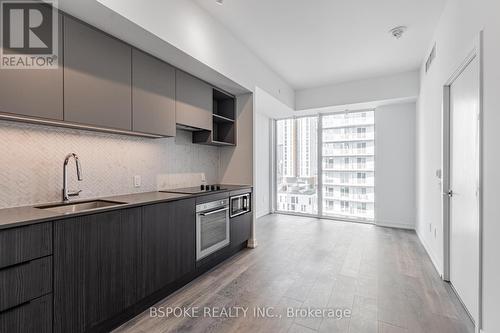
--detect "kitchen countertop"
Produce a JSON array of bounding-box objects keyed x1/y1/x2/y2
[{"x1": 0, "y1": 185, "x2": 252, "y2": 230}]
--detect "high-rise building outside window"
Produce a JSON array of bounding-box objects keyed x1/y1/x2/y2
[
  {"x1": 276, "y1": 110, "x2": 374, "y2": 221},
  {"x1": 276, "y1": 117, "x2": 318, "y2": 215},
  {"x1": 322, "y1": 111, "x2": 375, "y2": 220}
]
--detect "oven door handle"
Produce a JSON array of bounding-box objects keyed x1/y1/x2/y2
[{"x1": 200, "y1": 207, "x2": 229, "y2": 216}]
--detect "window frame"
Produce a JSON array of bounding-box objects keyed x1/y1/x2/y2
[{"x1": 273, "y1": 109, "x2": 376, "y2": 223}]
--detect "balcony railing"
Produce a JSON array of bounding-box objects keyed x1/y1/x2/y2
[
  {"x1": 323, "y1": 192, "x2": 374, "y2": 202},
  {"x1": 323, "y1": 148, "x2": 375, "y2": 156},
  {"x1": 322, "y1": 117, "x2": 375, "y2": 129},
  {"x1": 322, "y1": 132, "x2": 375, "y2": 142},
  {"x1": 323, "y1": 178, "x2": 375, "y2": 186},
  {"x1": 323, "y1": 164, "x2": 374, "y2": 171}
]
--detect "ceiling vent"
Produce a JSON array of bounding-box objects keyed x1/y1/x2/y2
[
  {"x1": 389, "y1": 26, "x2": 407, "y2": 39},
  {"x1": 425, "y1": 44, "x2": 436, "y2": 73}
]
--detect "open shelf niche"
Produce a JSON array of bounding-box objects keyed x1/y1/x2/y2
[{"x1": 193, "y1": 88, "x2": 236, "y2": 146}]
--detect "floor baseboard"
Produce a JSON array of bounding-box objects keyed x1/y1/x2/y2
[
  {"x1": 255, "y1": 211, "x2": 270, "y2": 219},
  {"x1": 376, "y1": 221, "x2": 414, "y2": 230},
  {"x1": 416, "y1": 227, "x2": 443, "y2": 277}
]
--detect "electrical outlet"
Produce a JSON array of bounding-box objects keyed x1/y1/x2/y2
[{"x1": 134, "y1": 175, "x2": 141, "y2": 188}]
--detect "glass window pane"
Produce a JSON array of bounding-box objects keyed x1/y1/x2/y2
[
  {"x1": 322, "y1": 111, "x2": 375, "y2": 220},
  {"x1": 276, "y1": 117, "x2": 318, "y2": 214}
]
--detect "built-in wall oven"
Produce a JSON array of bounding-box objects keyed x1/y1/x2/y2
[
  {"x1": 196, "y1": 198, "x2": 230, "y2": 261},
  {"x1": 230, "y1": 193, "x2": 251, "y2": 218}
]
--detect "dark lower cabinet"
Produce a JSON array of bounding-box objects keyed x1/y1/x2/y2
[
  {"x1": 22, "y1": 196, "x2": 244, "y2": 332},
  {"x1": 0, "y1": 294, "x2": 52, "y2": 333},
  {"x1": 139, "y1": 199, "x2": 196, "y2": 298},
  {"x1": 53, "y1": 208, "x2": 141, "y2": 333},
  {"x1": 230, "y1": 213, "x2": 252, "y2": 249},
  {"x1": 0, "y1": 256, "x2": 52, "y2": 312},
  {"x1": 0, "y1": 222, "x2": 52, "y2": 269}
]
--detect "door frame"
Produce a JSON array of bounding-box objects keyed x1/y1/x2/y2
[{"x1": 442, "y1": 31, "x2": 483, "y2": 331}]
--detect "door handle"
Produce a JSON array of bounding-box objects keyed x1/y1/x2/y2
[
  {"x1": 200, "y1": 207, "x2": 229, "y2": 216},
  {"x1": 446, "y1": 190, "x2": 453, "y2": 198}
]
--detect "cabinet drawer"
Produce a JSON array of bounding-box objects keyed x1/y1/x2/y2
[
  {"x1": 0, "y1": 294, "x2": 52, "y2": 333},
  {"x1": 0, "y1": 256, "x2": 52, "y2": 312},
  {"x1": 230, "y1": 213, "x2": 251, "y2": 248},
  {"x1": 0, "y1": 223, "x2": 52, "y2": 269}
]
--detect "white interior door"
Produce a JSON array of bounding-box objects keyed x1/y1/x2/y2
[{"x1": 449, "y1": 55, "x2": 480, "y2": 323}]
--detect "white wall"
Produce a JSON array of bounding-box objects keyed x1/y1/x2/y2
[
  {"x1": 61, "y1": 0, "x2": 294, "y2": 108},
  {"x1": 254, "y1": 112, "x2": 271, "y2": 218},
  {"x1": 295, "y1": 71, "x2": 420, "y2": 110},
  {"x1": 219, "y1": 93, "x2": 253, "y2": 185},
  {"x1": 416, "y1": 0, "x2": 500, "y2": 331},
  {"x1": 0, "y1": 121, "x2": 220, "y2": 209},
  {"x1": 375, "y1": 103, "x2": 416, "y2": 229},
  {"x1": 481, "y1": 2, "x2": 500, "y2": 331},
  {"x1": 254, "y1": 87, "x2": 294, "y2": 119},
  {"x1": 253, "y1": 87, "x2": 295, "y2": 218}
]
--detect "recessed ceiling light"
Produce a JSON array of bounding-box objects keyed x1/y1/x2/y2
[
  {"x1": 389, "y1": 26, "x2": 408, "y2": 39},
  {"x1": 216, "y1": 0, "x2": 224, "y2": 5}
]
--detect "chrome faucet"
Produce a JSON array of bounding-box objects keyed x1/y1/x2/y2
[{"x1": 63, "y1": 153, "x2": 83, "y2": 202}]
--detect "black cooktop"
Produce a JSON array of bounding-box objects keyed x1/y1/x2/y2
[{"x1": 164, "y1": 184, "x2": 228, "y2": 194}]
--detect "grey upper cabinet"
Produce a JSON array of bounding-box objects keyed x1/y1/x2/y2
[
  {"x1": 0, "y1": 13, "x2": 63, "y2": 120},
  {"x1": 132, "y1": 49, "x2": 176, "y2": 136},
  {"x1": 63, "y1": 16, "x2": 132, "y2": 131},
  {"x1": 0, "y1": 10, "x2": 237, "y2": 140},
  {"x1": 176, "y1": 70, "x2": 212, "y2": 131}
]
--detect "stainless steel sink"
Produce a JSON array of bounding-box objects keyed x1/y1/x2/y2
[{"x1": 36, "y1": 200, "x2": 126, "y2": 214}]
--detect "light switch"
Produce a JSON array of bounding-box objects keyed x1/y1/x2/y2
[{"x1": 134, "y1": 175, "x2": 141, "y2": 188}]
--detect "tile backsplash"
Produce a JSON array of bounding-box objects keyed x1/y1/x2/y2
[{"x1": 0, "y1": 120, "x2": 220, "y2": 209}]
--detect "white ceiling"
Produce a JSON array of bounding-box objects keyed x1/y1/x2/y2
[{"x1": 193, "y1": 0, "x2": 446, "y2": 90}]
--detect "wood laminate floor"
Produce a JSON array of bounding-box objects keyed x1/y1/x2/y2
[{"x1": 114, "y1": 214, "x2": 474, "y2": 333}]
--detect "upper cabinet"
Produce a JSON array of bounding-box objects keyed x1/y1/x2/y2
[
  {"x1": 63, "y1": 16, "x2": 132, "y2": 131},
  {"x1": 175, "y1": 70, "x2": 212, "y2": 131},
  {"x1": 0, "y1": 11, "x2": 242, "y2": 144},
  {"x1": 132, "y1": 50, "x2": 176, "y2": 137},
  {"x1": 0, "y1": 13, "x2": 63, "y2": 121}
]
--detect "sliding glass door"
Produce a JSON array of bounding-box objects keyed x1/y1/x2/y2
[
  {"x1": 276, "y1": 117, "x2": 318, "y2": 214},
  {"x1": 275, "y1": 111, "x2": 375, "y2": 222}
]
